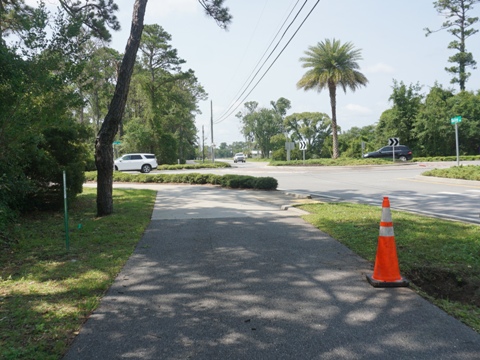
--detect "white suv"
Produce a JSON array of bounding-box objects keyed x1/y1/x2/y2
[
  {"x1": 233, "y1": 153, "x2": 246, "y2": 163},
  {"x1": 114, "y1": 153, "x2": 158, "y2": 173}
]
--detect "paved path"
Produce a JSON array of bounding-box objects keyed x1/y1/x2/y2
[{"x1": 64, "y1": 185, "x2": 480, "y2": 359}]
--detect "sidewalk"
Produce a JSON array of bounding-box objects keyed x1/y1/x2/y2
[{"x1": 64, "y1": 184, "x2": 480, "y2": 359}]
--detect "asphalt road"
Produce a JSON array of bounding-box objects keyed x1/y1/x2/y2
[
  {"x1": 64, "y1": 184, "x2": 480, "y2": 359},
  {"x1": 161, "y1": 161, "x2": 480, "y2": 224}
]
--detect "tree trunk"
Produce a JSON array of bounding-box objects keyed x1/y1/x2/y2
[
  {"x1": 329, "y1": 82, "x2": 339, "y2": 159},
  {"x1": 95, "y1": 0, "x2": 148, "y2": 216}
]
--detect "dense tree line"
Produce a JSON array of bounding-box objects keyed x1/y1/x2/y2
[
  {"x1": 238, "y1": 80, "x2": 480, "y2": 160},
  {"x1": 1, "y1": 1, "x2": 97, "y2": 242},
  {"x1": 82, "y1": 24, "x2": 206, "y2": 166},
  {"x1": 0, "y1": 0, "x2": 231, "y2": 238}
]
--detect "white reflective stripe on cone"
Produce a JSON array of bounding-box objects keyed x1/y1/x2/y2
[{"x1": 379, "y1": 226, "x2": 394, "y2": 237}]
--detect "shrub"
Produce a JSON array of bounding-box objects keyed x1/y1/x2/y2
[
  {"x1": 157, "y1": 162, "x2": 230, "y2": 170},
  {"x1": 272, "y1": 149, "x2": 286, "y2": 161},
  {"x1": 84, "y1": 172, "x2": 277, "y2": 190},
  {"x1": 255, "y1": 177, "x2": 278, "y2": 190},
  {"x1": 221, "y1": 175, "x2": 256, "y2": 189}
]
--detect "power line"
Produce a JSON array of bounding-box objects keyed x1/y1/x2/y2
[
  {"x1": 215, "y1": 0, "x2": 304, "y2": 123},
  {"x1": 226, "y1": 0, "x2": 271, "y2": 87},
  {"x1": 214, "y1": 0, "x2": 321, "y2": 124}
]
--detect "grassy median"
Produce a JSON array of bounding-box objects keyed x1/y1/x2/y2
[{"x1": 298, "y1": 201, "x2": 480, "y2": 333}]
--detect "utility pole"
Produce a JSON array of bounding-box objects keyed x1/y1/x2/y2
[
  {"x1": 210, "y1": 100, "x2": 215, "y2": 162},
  {"x1": 202, "y1": 125, "x2": 205, "y2": 162}
]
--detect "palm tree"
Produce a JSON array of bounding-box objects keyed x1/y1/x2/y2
[{"x1": 297, "y1": 39, "x2": 368, "y2": 159}]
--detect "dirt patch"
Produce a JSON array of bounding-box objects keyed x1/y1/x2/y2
[{"x1": 405, "y1": 266, "x2": 480, "y2": 307}]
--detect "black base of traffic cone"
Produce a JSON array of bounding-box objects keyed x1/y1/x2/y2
[{"x1": 366, "y1": 274, "x2": 409, "y2": 288}]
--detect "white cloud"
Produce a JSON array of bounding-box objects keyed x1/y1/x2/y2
[
  {"x1": 345, "y1": 104, "x2": 372, "y2": 115},
  {"x1": 363, "y1": 62, "x2": 395, "y2": 74}
]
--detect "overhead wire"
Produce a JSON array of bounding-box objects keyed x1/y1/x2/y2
[
  {"x1": 226, "y1": 0, "x2": 270, "y2": 87},
  {"x1": 214, "y1": 0, "x2": 321, "y2": 125},
  {"x1": 214, "y1": 0, "x2": 303, "y2": 123}
]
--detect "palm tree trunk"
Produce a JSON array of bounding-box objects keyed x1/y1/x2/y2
[{"x1": 328, "y1": 82, "x2": 339, "y2": 159}]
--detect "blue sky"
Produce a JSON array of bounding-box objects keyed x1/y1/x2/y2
[{"x1": 36, "y1": 1, "x2": 480, "y2": 145}]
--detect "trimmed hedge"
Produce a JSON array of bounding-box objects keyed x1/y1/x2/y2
[
  {"x1": 84, "y1": 172, "x2": 278, "y2": 190},
  {"x1": 422, "y1": 165, "x2": 480, "y2": 181},
  {"x1": 270, "y1": 156, "x2": 480, "y2": 166},
  {"x1": 270, "y1": 158, "x2": 393, "y2": 166},
  {"x1": 157, "y1": 162, "x2": 230, "y2": 170},
  {"x1": 413, "y1": 155, "x2": 480, "y2": 162}
]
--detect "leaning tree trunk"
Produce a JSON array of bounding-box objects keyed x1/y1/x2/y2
[
  {"x1": 95, "y1": 0, "x2": 148, "y2": 216},
  {"x1": 328, "y1": 82, "x2": 339, "y2": 159}
]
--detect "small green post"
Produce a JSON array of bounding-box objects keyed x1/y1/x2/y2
[{"x1": 63, "y1": 170, "x2": 69, "y2": 251}]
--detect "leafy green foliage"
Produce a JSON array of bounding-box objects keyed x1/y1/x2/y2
[
  {"x1": 284, "y1": 112, "x2": 332, "y2": 157},
  {"x1": 422, "y1": 165, "x2": 480, "y2": 180},
  {"x1": 376, "y1": 80, "x2": 423, "y2": 151},
  {"x1": 254, "y1": 176, "x2": 278, "y2": 190},
  {"x1": 237, "y1": 98, "x2": 290, "y2": 158},
  {"x1": 198, "y1": 0, "x2": 232, "y2": 29},
  {"x1": 58, "y1": 0, "x2": 120, "y2": 41},
  {"x1": 338, "y1": 125, "x2": 376, "y2": 158},
  {"x1": 425, "y1": 0, "x2": 479, "y2": 90},
  {"x1": 370, "y1": 82, "x2": 480, "y2": 157},
  {"x1": 415, "y1": 155, "x2": 480, "y2": 161},
  {"x1": 448, "y1": 90, "x2": 480, "y2": 153},
  {"x1": 157, "y1": 162, "x2": 230, "y2": 170},
  {"x1": 414, "y1": 84, "x2": 455, "y2": 156},
  {"x1": 220, "y1": 174, "x2": 255, "y2": 188},
  {"x1": 81, "y1": 45, "x2": 121, "y2": 134},
  {"x1": 0, "y1": 42, "x2": 90, "y2": 242},
  {"x1": 115, "y1": 25, "x2": 206, "y2": 164},
  {"x1": 84, "y1": 171, "x2": 278, "y2": 190},
  {"x1": 270, "y1": 158, "x2": 395, "y2": 166}
]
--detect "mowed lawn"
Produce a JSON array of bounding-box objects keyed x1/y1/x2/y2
[{"x1": 0, "y1": 188, "x2": 156, "y2": 360}]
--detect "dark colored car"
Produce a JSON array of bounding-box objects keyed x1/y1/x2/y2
[{"x1": 363, "y1": 145, "x2": 413, "y2": 161}]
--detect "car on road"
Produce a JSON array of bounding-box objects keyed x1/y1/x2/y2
[
  {"x1": 234, "y1": 153, "x2": 246, "y2": 163},
  {"x1": 114, "y1": 153, "x2": 158, "y2": 173},
  {"x1": 363, "y1": 145, "x2": 413, "y2": 161}
]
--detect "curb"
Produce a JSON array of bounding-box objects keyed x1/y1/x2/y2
[{"x1": 279, "y1": 190, "x2": 312, "y2": 199}]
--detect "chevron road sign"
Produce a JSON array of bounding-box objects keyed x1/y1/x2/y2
[
  {"x1": 299, "y1": 141, "x2": 307, "y2": 150},
  {"x1": 388, "y1": 137, "x2": 399, "y2": 146}
]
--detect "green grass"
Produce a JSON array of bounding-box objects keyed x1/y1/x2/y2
[
  {"x1": 423, "y1": 165, "x2": 480, "y2": 181},
  {"x1": 158, "y1": 162, "x2": 230, "y2": 170},
  {"x1": 415, "y1": 155, "x2": 480, "y2": 162},
  {"x1": 270, "y1": 156, "x2": 480, "y2": 166},
  {"x1": 241, "y1": 157, "x2": 269, "y2": 162},
  {"x1": 298, "y1": 202, "x2": 480, "y2": 333},
  {"x1": 270, "y1": 158, "x2": 404, "y2": 166},
  {"x1": 0, "y1": 188, "x2": 156, "y2": 360}
]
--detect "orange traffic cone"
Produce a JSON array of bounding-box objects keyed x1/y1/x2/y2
[{"x1": 366, "y1": 197, "x2": 409, "y2": 288}]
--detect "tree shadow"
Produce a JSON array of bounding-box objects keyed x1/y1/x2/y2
[{"x1": 64, "y1": 211, "x2": 480, "y2": 359}]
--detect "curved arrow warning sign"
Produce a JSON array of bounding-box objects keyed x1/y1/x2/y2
[{"x1": 388, "y1": 138, "x2": 399, "y2": 146}]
